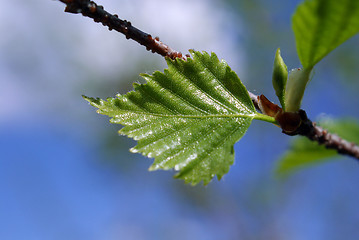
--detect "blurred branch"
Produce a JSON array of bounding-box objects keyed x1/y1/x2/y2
[
  {"x1": 57, "y1": 0, "x2": 261, "y2": 107},
  {"x1": 57, "y1": 0, "x2": 359, "y2": 161},
  {"x1": 292, "y1": 111, "x2": 359, "y2": 159},
  {"x1": 258, "y1": 96, "x2": 359, "y2": 160},
  {"x1": 58, "y1": 0, "x2": 187, "y2": 60}
]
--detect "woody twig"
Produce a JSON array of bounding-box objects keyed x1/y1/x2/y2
[{"x1": 57, "y1": 0, "x2": 359, "y2": 161}]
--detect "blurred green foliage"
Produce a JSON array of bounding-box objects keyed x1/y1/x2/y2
[{"x1": 292, "y1": 0, "x2": 359, "y2": 68}]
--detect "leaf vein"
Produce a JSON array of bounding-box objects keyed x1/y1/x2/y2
[
  {"x1": 176, "y1": 118, "x2": 244, "y2": 178},
  {"x1": 149, "y1": 77, "x2": 208, "y2": 115},
  {"x1": 155, "y1": 117, "x2": 235, "y2": 169},
  {"x1": 195, "y1": 54, "x2": 251, "y2": 113},
  {"x1": 170, "y1": 61, "x2": 238, "y2": 114}
]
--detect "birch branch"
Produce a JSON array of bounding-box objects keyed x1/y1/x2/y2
[{"x1": 57, "y1": 0, "x2": 359, "y2": 161}]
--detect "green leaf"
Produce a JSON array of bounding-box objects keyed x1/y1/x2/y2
[
  {"x1": 272, "y1": 48, "x2": 288, "y2": 110},
  {"x1": 293, "y1": 0, "x2": 359, "y2": 69},
  {"x1": 84, "y1": 51, "x2": 274, "y2": 185},
  {"x1": 275, "y1": 118, "x2": 359, "y2": 177}
]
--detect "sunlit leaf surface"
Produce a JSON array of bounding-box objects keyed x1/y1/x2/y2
[
  {"x1": 85, "y1": 51, "x2": 270, "y2": 185},
  {"x1": 276, "y1": 119, "x2": 359, "y2": 177},
  {"x1": 293, "y1": 0, "x2": 359, "y2": 68}
]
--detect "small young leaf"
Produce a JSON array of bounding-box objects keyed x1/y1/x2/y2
[
  {"x1": 284, "y1": 67, "x2": 312, "y2": 112},
  {"x1": 272, "y1": 48, "x2": 288, "y2": 110},
  {"x1": 293, "y1": 0, "x2": 359, "y2": 69},
  {"x1": 275, "y1": 119, "x2": 359, "y2": 177},
  {"x1": 85, "y1": 51, "x2": 272, "y2": 185}
]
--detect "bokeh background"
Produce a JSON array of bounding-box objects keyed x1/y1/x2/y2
[{"x1": 1, "y1": 0, "x2": 359, "y2": 239}]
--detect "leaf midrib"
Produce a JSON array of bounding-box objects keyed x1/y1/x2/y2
[{"x1": 115, "y1": 110, "x2": 256, "y2": 119}]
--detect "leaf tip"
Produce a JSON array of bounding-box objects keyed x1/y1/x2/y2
[
  {"x1": 148, "y1": 165, "x2": 158, "y2": 171},
  {"x1": 83, "y1": 95, "x2": 104, "y2": 108},
  {"x1": 82, "y1": 95, "x2": 92, "y2": 102},
  {"x1": 129, "y1": 147, "x2": 139, "y2": 153}
]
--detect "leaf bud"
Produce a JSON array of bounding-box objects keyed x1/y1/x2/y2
[{"x1": 272, "y1": 48, "x2": 288, "y2": 110}]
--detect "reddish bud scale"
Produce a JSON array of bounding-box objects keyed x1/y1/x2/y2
[{"x1": 258, "y1": 95, "x2": 302, "y2": 134}]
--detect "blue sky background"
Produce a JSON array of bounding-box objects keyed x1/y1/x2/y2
[{"x1": 1, "y1": 0, "x2": 359, "y2": 239}]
